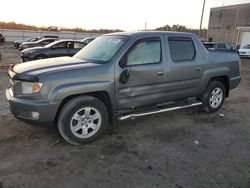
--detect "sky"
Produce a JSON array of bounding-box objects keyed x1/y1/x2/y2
[{"x1": 1, "y1": 0, "x2": 250, "y2": 31}]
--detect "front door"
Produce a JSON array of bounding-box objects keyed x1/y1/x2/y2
[{"x1": 115, "y1": 37, "x2": 167, "y2": 111}]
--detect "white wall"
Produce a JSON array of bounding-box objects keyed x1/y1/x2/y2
[
  {"x1": 240, "y1": 32, "x2": 250, "y2": 48},
  {"x1": 0, "y1": 29, "x2": 102, "y2": 42}
]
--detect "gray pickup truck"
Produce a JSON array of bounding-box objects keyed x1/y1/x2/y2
[{"x1": 6, "y1": 31, "x2": 241, "y2": 145}]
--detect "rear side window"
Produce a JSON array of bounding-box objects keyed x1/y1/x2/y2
[
  {"x1": 168, "y1": 37, "x2": 196, "y2": 62},
  {"x1": 74, "y1": 42, "x2": 86, "y2": 49}
]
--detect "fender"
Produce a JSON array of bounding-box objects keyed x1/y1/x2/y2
[
  {"x1": 198, "y1": 66, "x2": 230, "y2": 94},
  {"x1": 47, "y1": 80, "x2": 114, "y2": 101}
]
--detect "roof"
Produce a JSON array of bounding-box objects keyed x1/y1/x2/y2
[
  {"x1": 105, "y1": 31, "x2": 196, "y2": 37},
  {"x1": 55, "y1": 39, "x2": 83, "y2": 42},
  {"x1": 211, "y1": 3, "x2": 250, "y2": 11}
]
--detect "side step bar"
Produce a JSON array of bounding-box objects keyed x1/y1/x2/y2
[{"x1": 117, "y1": 102, "x2": 202, "y2": 121}]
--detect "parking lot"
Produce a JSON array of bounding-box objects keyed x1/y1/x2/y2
[{"x1": 0, "y1": 43, "x2": 250, "y2": 188}]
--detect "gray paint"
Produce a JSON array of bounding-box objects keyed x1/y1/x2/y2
[{"x1": 6, "y1": 31, "x2": 241, "y2": 124}]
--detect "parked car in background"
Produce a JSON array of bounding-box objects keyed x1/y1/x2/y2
[
  {"x1": 203, "y1": 42, "x2": 234, "y2": 51},
  {"x1": 37, "y1": 35, "x2": 58, "y2": 40},
  {"x1": 6, "y1": 31, "x2": 241, "y2": 145},
  {"x1": 21, "y1": 40, "x2": 87, "y2": 62},
  {"x1": 238, "y1": 44, "x2": 250, "y2": 58},
  {"x1": 0, "y1": 33, "x2": 5, "y2": 43},
  {"x1": 14, "y1": 35, "x2": 58, "y2": 49},
  {"x1": 13, "y1": 37, "x2": 37, "y2": 49},
  {"x1": 81, "y1": 37, "x2": 95, "y2": 44},
  {"x1": 19, "y1": 38, "x2": 57, "y2": 51}
]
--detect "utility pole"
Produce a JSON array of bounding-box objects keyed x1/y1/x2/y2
[{"x1": 199, "y1": 0, "x2": 206, "y2": 38}]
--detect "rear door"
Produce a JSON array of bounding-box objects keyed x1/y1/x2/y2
[
  {"x1": 69, "y1": 42, "x2": 86, "y2": 56},
  {"x1": 115, "y1": 37, "x2": 168, "y2": 110},
  {"x1": 164, "y1": 36, "x2": 203, "y2": 100}
]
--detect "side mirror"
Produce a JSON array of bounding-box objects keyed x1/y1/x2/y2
[
  {"x1": 119, "y1": 56, "x2": 127, "y2": 69},
  {"x1": 119, "y1": 68, "x2": 130, "y2": 84}
]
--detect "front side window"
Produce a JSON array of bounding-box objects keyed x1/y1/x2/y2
[
  {"x1": 127, "y1": 38, "x2": 161, "y2": 66},
  {"x1": 168, "y1": 37, "x2": 196, "y2": 62},
  {"x1": 53, "y1": 42, "x2": 67, "y2": 48},
  {"x1": 74, "y1": 35, "x2": 127, "y2": 62}
]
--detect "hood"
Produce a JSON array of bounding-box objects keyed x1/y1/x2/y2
[
  {"x1": 21, "y1": 46, "x2": 44, "y2": 53},
  {"x1": 9, "y1": 57, "x2": 100, "y2": 81},
  {"x1": 238, "y1": 48, "x2": 250, "y2": 52}
]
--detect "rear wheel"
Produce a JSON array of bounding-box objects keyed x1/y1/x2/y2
[
  {"x1": 34, "y1": 54, "x2": 47, "y2": 60},
  {"x1": 58, "y1": 96, "x2": 108, "y2": 145},
  {"x1": 202, "y1": 81, "x2": 226, "y2": 113}
]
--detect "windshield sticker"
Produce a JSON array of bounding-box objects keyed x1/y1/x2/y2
[{"x1": 108, "y1": 39, "x2": 122, "y2": 43}]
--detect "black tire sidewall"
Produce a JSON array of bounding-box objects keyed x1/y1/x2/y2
[
  {"x1": 35, "y1": 55, "x2": 46, "y2": 60},
  {"x1": 202, "y1": 81, "x2": 226, "y2": 113},
  {"x1": 58, "y1": 96, "x2": 108, "y2": 144}
]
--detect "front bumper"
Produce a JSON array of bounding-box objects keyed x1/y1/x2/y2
[
  {"x1": 6, "y1": 88, "x2": 60, "y2": 125},
  {"x1": 239, "y1": 52, "x2": 250, "y2": 58},
  {"x1": 20, "y1": 54, "x2": 32, "y2": 62}
]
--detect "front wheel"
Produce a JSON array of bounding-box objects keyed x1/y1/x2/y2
[
  {"x1": 34, "y1": 54, "x2": 47, "y2": 60},
  {"x1": 202, "y1": 81, "x2": 226, "y2": 113},
  {"x1": 58, "y1": 96, "x2": 109, "y2": 145}
]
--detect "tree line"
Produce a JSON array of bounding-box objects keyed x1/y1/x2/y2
[
  {"x1": 0, "y1": 21, "x2": 122, "y2": 33},
  {"x1": 154, "y1": 24, "x2": 207, "y2": 37},
  {"x1": 0, "y1": 21, "x2": 207, "y2": 36}
]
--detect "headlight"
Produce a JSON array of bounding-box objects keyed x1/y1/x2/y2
[{"x1": 21, "y1": 81, "x2": 43, "y2": 94}]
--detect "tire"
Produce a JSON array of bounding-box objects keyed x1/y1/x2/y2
[
  {"x1": 202, "y1": 81, "x2": 226, "y2": 113},
  {"x1": 58, "y1": 96, "x2": 109, "y2": 145},
  {"x1": 34, "y1": 54, "x2": 47, "y2": 60}
]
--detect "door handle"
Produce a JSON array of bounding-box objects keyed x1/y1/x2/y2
[
  {"x1": 156, "y1": 71, "x2": 164, "y2": 76},
  {"x1": 195, "y1": 67, "x2": 201, "y2": 71}
]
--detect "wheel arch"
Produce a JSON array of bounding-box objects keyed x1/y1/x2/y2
[
  {"x1": 34, "y1": 54, "x2": 47, "y2": 59},
  {"x1": 207, "y1": 76, "x2": 229, "y2": 97},
  {"x1": 54, "y1": 91, "x2": 114, "y2": 125}
]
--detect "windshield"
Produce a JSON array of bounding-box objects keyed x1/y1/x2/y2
[
  {"x1": 243, "y1": 45, "x2": 250, "y2": 49},
  {"x1": 26, "y1": 37, "x2": 37, "y2": 42},
  {"x1": 74, "y1": 35, "x2": 127, "y2": 62}
]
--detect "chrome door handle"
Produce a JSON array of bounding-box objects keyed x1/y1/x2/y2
[
  {"x1": 195, "y1": 67, "x2": 201, "y2": 71},
  {"x1": 156, "y1": 71, "x2": 164, "y2": 76}
]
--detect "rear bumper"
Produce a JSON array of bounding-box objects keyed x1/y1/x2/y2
[
  {"x1": 230, "y1": 76, "x2": 241, "y2": 90},
  {"x1": 6, "y1": 88, "x2": 60, "y2": 125}
]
